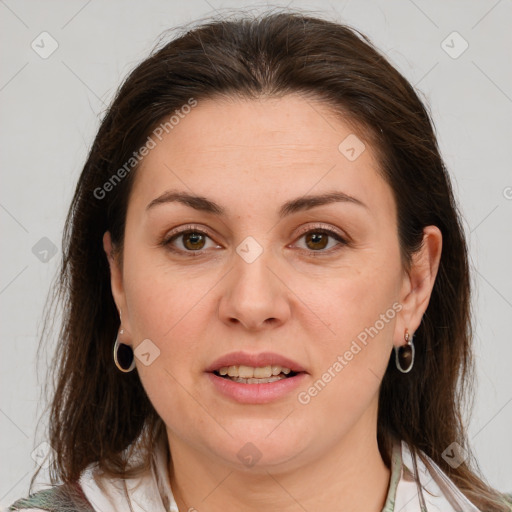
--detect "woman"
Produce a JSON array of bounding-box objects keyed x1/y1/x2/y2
[{"x1": 8, "y1": 10, "x2": 511, "y2": 512}]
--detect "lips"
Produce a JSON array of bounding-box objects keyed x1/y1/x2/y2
[{"x1": 205, "y1": 351, "x2": 307, "y2": 374}]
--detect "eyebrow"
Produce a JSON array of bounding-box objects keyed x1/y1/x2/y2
[{"x1": 146, "y1": 189, "x2": 367, "y2": 217}]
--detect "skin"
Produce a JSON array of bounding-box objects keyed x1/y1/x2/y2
[{"x1": 103, "y1": 93, "x2": 442, "y2": 512}]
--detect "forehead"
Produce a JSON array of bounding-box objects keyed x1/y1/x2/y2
[
  {"x1": 143, "y1": 93, "x2": 364, "y2": 162},
  {"x1": 130, "y1": 94, "x2": 394, "y2": 218}
]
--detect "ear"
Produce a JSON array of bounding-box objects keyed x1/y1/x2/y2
[
  {"x1": 103, "y1": 231, "x2": 132, "y2": 335},
  {"x1": 394, "y1": 225, "x2": 442, "y2": 346}
]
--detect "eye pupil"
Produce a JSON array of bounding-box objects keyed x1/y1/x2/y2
[
  {"x1": 184, "y1": 232, "x2": 205, "y2": 250},
  {"x1": 306, "y1": 232, "x2": 328, "y2": 250}
]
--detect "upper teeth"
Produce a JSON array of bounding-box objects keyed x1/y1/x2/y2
[{"x1": 218, "y1": 365, "x2": 292, "y2": 378}]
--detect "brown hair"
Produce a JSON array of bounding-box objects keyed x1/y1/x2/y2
[{"x1": 36, "y1": 8, "x2": 508, "y2": 510}]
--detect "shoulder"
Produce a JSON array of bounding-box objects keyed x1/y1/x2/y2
[{"x1": 7, "y1": 483, "x2": 95, "y2": 512}]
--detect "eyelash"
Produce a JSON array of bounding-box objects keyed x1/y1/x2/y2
[{"x1": 161, "y1": 223, "x2": 348, "y2": 257}]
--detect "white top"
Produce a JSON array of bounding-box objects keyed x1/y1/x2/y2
[
  {"x1": 9, "y1": 432, "x2": 487, "y2": 511},
  {"x1": 78, "y1": 433, "x2": 482, "y2": 512}
]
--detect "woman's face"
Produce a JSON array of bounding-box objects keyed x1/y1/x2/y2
[{"x1": 105, "y1": 93, "x2": 438, "y2": 472}]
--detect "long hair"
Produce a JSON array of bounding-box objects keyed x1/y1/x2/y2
[{"x1": 36, "y1": 9, "x2": 508, "y2": 510}]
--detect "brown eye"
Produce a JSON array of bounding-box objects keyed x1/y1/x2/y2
[
  {"x1": 182, "y1": 232, "x2": 206, "y2": 250},
  {"x1": 305, "y1": 232, "x2": 329, "y2": 250},
  {"x1": 294, "y1": 228, "x2": 347, "y2": 254},
  {"x1": 164, "y1": 228, "x2": 219, "y2": 254}
]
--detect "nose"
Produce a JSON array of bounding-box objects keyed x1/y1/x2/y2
[{"x1": 218, "y1": 248, "x2": 291, "y2": 331}]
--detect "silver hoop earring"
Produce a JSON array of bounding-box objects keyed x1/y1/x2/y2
[
  {"x1": 394, "y1": 329, "x2": 415, "y2": 373},
  {"x1": 113, "y1": 332, "x2": 135, "y2": 372}
]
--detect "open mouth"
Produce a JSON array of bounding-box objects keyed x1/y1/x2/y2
[
  {"x1": 207, "y1": 360, "x2": 308, "y2": 403},
  {"x1": 212, "y1": 365, "x2": 300, "y2": 384}
]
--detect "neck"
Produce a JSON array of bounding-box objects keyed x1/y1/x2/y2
[{"x1": 167, "y1": 407, "x2": 391, "y2": 512}]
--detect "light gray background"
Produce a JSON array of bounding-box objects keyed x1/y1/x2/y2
[{"x1": 1, "y1": 0, "x2": 511, "y2": 506}]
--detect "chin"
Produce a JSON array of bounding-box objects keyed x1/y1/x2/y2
[{"x1": 205, "y1": 427, "x2": 310, "y2": 473}]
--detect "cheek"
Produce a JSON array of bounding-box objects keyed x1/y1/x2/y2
[
  {"x1": 120, "y1": 246, "x2": 221, "y2": 409},
  {"x1": 122, "y1": 253, "x2": 213, "y2": 425},
  {"x1": 302, "y1": 246, "x2": 402, "y2": 391},
  {"x1": 122, "y1": 243, "x2": 213, "y2": 339},
  {"x1": 294, "y1": 270, "x2": 400, "y2": 439},
  {"x1": 312, "y1": 249, "x2": 401, "y2": 341}
]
